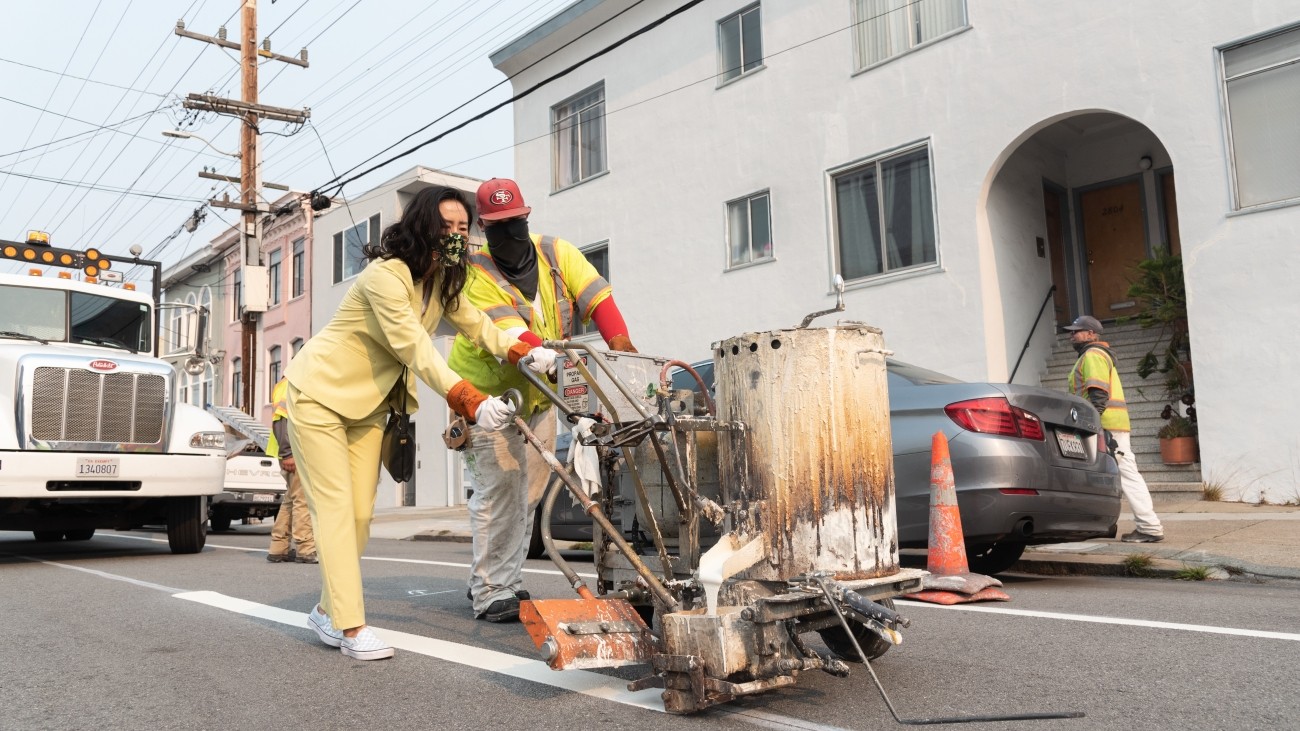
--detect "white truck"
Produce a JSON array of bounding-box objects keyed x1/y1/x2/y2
[{"x1": 0, "y1": 233, "x2": 227, "y2": 553}]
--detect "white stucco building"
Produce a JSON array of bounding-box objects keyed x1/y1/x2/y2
[
  {"x1": 310, "y1": 166, "x2": 483, "y2": 509},
  {"x1": 490, "y1": 0, "x2": 1300, "y2": 502}
]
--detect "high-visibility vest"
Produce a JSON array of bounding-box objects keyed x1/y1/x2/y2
[
  {"x1": 1068, "y1": 343, "x2": 1130, "y2": 432},
  {"x1": 448, "y1": 234, "x2": 611, "y2": 415},
  {"x1": 267, "y1": 377, "x2": 289, "y2": 458}
]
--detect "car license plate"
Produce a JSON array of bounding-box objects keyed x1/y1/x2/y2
[
  {"x1": 1055, "y1": 431, "x2": 1086, "y2": 460},
  {"x1": 76, "y1": 457, "x2": 120, "y2": 477},
  {"x1": 252, "y1": 493, "x2": 276, "y2": 503}
]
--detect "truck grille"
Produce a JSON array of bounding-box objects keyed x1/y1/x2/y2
[{"x1": 30, "y1": 367, "x2": 167, "y2": 445}]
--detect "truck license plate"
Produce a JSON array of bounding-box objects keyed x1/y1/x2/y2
[
  {"x1": 252, "y1": 493, "x2": 276, "y2": 503},
  {"x1": 1055, "y1": 431, "x2": 1086, "y2": 460},
  {"x1": 76, "y1": 457, "x2": 120, "y2": 477}
]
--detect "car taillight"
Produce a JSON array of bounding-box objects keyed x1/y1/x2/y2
[{"x1": 944, "y1": 397, "x2": 1045, "y2": 441}]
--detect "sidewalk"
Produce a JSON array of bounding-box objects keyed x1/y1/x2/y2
[{"x1": 371, "y1": 498, "x2": 1300, "y2": 582}]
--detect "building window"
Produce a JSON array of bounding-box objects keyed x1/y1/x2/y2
[
  {"x1": 268, "y1": 346, "x2": 282, "y2": 393},
  {"x1": 725, "y1": 191, "x2": 773, "y2": 268},
  {"x1": 292, "y1": 237, "x2": 306, "y2": 297},
  {"x1": 575, "y1": 241, "x2": 609, "y2": 336},
  {"x1": 333, "y1": 214, "x2": 379, "y2": 284},
  {"x1": 232, "y1": 267, "x2": 242, "y2": 321},
  {"x1": 552, "y1": 83, "x2": 606, "y2": 190},
  {"x1": 291, "y1": 337, "x2": 304, "y2": 356},
  {"x1": 852, "y1": 0, "x2": 967, "y2": 71},
  {"x1": 168, "y1": 304, "x2": 184, "y2": 354},
  {"x1": 231, "y1": 357, "x2": 242, "y2": 409},
  {"x1": 831, "y1": 143, "x2": 937, "y2": 282},
  {"x1": 1220, "y1": 24, "x2": 1300, "y2": 209},
  {"x1": 267, "y1": 248, "x2": 282, "y2": 306},
  {"x1": 718, "y1": 4, "x2": 763, "y2": 84}
]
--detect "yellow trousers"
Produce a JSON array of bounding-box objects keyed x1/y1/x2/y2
[{"x1": 285, "y1": 383, "x2": 386, "y2": 630}]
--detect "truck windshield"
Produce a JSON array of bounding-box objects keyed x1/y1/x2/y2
[{"x1": 0, "y1": 283, "x2": 151, "y2": 353}]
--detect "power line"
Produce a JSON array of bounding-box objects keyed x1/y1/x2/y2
[
  {"x1": 0, "y1": 105, "x2": 163, "y2": 160},
  {"x1": 318, "y1": 0, "x2": 705, "y2": 195},
  {"x1": 0, "y1": 56, "x2": 168, "y2": 97},
  {"x1": 0, "y1": 168, "x2": 206, "y2": 202}
]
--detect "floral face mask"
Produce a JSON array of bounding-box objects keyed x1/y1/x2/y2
[{"x1": 439, "y1": 232, "x2": 468, "y2": 266}]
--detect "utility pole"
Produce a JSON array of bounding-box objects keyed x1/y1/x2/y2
[{"x1": 175, "y1": 2, "x2": 309, "y2": 414}]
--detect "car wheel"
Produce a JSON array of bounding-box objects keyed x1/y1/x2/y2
[
  {"x1": 965, "y1": 541, "x2": 1026, "y2": 575},
  {"x1": 817, "y1": 597, "x2": 897, "y2": 662},
  {"x1": 63, "y1": 529, "x2": 95, "y2": 541},
  {"x1": 209, "y1": 515, "x2": 233, "y2": 533},
  {"x1": 32, "y1": 530, "x2": 64, "y2": 542},
  {"x1": 526, "y1": 508, "x2": 545, "y2": 560},
  {"x1": 167, "y1": 497, "x2": 207, "y2": 554}
]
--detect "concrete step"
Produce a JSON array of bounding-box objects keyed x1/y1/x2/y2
[{"x1": 1146, "y1": 482, "x2": 1205, "y2": 504}]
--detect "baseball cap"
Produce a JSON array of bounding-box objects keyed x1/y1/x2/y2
[
  {"x1": 476, "y1": 178, "x2": 532, "y2": 222},
  {"x1": 1063, "y1": 315, "x2": 1104, "y2": 334}
]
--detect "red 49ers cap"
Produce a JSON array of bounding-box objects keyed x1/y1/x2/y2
[{"x1": 476, "y1": 178, "x2": 532, "y2": 222}]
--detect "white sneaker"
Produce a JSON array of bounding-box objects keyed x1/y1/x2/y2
[
  {"x1": 307, "y1": 605, "x2": 343, "y2": 648},
  {"x1": 340, "y1": 626, "x2": 394, "y2": 661}
]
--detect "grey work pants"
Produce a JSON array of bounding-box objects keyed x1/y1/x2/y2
[{"x1": 466, "y1": 409, "x2": 557, "y2": 614}]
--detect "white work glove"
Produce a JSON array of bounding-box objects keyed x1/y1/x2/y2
[
  {"x1": 525, "y1": 346, "x2": 558, "y2": 377},
  {"x1": 474, "y1": 396, "x2": 517, "y2": 431}
]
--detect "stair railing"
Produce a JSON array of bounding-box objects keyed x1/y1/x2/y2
[{"x1": 1008, "y1": 285, "x2": 1056, "y2": 384}]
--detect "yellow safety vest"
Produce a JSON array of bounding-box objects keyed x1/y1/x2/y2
[
  {"x1": 267, "y1": 377, "x2": 289, "y2": 458},
  {"x1": 1068, "y1": 343, "x2": 1130, "y2": 432},
  {"x1": 448, "y1": 234, "x2": 611, "y2": 415}
]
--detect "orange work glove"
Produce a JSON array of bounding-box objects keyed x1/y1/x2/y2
[
  {"x1": 446, "y1": 379, "x2": 488, "y2": 423},
  {"x1": 607, "y1": 334, "x2": 637, "y2": 353}
]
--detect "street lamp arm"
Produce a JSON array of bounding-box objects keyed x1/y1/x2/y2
[{"x1": 161, "y1": 130, "x2": 241, "y2": 159}]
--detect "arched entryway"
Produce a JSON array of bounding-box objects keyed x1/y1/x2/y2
[{"x1": 981, "y1": 110, "x2": 1200, "y2": 490}]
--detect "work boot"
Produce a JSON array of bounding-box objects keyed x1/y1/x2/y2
[
  {"x1": 295, "y1": 553, "x2": 318, "y2": 564},
  {"x1": 467, "y1": 588, "x2": 529, "y2": 601},
  {"x1": 476, "y1": 597, "x2": 520, "y2": 623},
  {"x1": 266, "y1": 552, "x2": 292, "y2": 563},
  {"x1": 1120, "y1": 530, "x2": 1164, "y2": 543}
]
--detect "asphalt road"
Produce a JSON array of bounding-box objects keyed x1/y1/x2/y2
[{"x1": 2, "y1": 525, "x2": 1297, "y2": 731}]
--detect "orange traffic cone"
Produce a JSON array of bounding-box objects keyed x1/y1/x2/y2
[{"x1": 903, "y1": 432, "x2": 1010, "y2": 605}]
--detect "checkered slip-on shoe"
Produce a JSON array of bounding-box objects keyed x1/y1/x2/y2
[
  {"x1": 340, "y1": 627, "x2": 394, "y2": 661},
  {"x1": 307, "y1": 605, "x2": 344, "y2": 648}
]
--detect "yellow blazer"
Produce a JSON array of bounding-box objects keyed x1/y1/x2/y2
[{"x1": 286, "y1": 257, "x2": 516, "y2": 420}]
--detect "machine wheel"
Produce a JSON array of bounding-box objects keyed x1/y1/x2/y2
[
  {"x1": 32, "y1": 530, "x2": 64, "y2": 542},
  {"x1": 63, "y1": 529, "x2": 95, "y2": 541},
  {"x1": 167, "y1": 497, "x2": 207, "y2": 554},
  {"x1": 965, "y1": 541, "x2": 1026, "y2": 575},
  {"x1": 209, "y1": 515, "x2": 233, "y2": 533},
  {"x1": 818, "y1": 597, "x2": 897, "y2": 662}
]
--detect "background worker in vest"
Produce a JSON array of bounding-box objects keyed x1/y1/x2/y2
[
  {"x1": 450, "y1": 177, "x2": 638, "y2": 623},
  {"x1": 267, "y1": 377, "x2": 316, "y2": 564},
  {"x1": 1065, "y1": 315, "x2": 1165, "y2": 543}
]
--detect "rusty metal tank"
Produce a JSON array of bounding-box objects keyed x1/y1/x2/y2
[{"x1": 715, "y1": 325, "x2": 897, "y2": 581}]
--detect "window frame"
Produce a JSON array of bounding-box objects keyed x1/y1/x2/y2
[
  {"x1": 551, "y1": 82, "x2": 608, "y2": 192},
  {"x1": 291, "y1": 337, "x2": 305, "y2": 356},
  {"x1": 1217, "y1": 22, "x2": 1300, "y2": 213},
  {"x1": 291, "y1": 237, "x2": 306, "y2": 298},
  {"x1": 724, "y1": 190, "x2": 775, "y2": 271},
  {"x1": 267, "y1": 247, "x2": 282, "y2": 306},
  {"x1": 232, "y1": 266, "x2": 242, "y2": 322},
  {"x1": 230, "y1": 357, "x2": 242, "y2": 409},
  {"x1": 827, "y1": 139, "x2": 941, "y2": 286},
  {"x1": 333, "y1": 214, "x2": 379, "y2": 284},
  {"x1": 267, "y1": 345, "x2": 282, "y2": 397},
  {"x1": 851, "y1": 0, "x2": 970, "y2": 74},
  {"x1": 717, "y1": 3, "x2": 764, "y2": 87}
]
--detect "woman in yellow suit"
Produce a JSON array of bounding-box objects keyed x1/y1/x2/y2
[{"x1": 285, "y1": 185, "x2": 557, "y2": 661}]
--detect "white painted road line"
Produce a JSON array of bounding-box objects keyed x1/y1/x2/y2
[
  {"x1": 97, "y1": 532, "x2": 1300, "y2": 643},
  {"x1": 3, "y1": 552, "x2": 185, "y2": 593},
  {"x1": 896, "y1": 600, "x2": 1300, "y2": 642}
]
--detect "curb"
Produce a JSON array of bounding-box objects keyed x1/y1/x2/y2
[
  {"x1": 409, "y1": 532, "x2": 472, "y2": 543},
  {"x1": 1013, "y1": 553, "x2": 1300, "y2": 583}
]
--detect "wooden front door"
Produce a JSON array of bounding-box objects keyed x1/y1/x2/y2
[{"x1": 1079, "y1": 180, "x2": 1147, "y2": 316}]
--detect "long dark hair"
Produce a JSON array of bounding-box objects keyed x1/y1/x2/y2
[{"x1": 363, "y1": 185, "x2": 471, "y2": 312}]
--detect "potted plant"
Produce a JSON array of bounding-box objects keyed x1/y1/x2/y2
[
  {"x1": 1125, "y1": 247, "x2": 1197, "y2": 463},
  {"x1": 1157, "y1": 413, "x2": 1198, "y2": 465}
]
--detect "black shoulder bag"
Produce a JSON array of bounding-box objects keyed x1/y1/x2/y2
[{"x1": 381, "y1": 368, "x2": 415, "y2": 482}]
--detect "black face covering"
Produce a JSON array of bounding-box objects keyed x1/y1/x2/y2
[
  {"x1": 484, "y1": 219, "x2": 537, "y2": 300},
  {"x1": 1072, "y1": 341, "x2": 1089, "y2": 354}
]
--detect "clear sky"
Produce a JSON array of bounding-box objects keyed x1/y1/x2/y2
[{"x1": 0, "y1": 0, "x2": 571, "y2": 277}]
